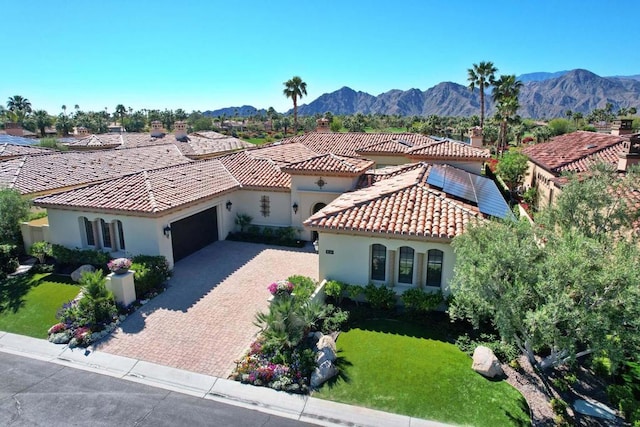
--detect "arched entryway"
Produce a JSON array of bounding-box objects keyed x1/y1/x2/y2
[{"x1": 311, "y1": 202, "x2": 326, "y2": 242}]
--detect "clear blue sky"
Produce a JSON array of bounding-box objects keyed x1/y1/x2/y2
[{"x1": 2, "y1": 0, "x2": 639, "y2": 115}]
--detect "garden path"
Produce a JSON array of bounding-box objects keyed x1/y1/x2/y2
[{"x1": 93, "y1": 241, "x2": 318, "y2": 378}]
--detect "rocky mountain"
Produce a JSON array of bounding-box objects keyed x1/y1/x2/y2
[
  {"x1": 294, "y1": 69, "x2": 640, "y2": 119},
  {"x1": 517, "y1": 71, "x2": 569, "y2": 83},
  {"x1": 203, "y1": 105, "x2": 266, "y2": 118}
]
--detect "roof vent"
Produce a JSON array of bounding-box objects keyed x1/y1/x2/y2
[{"x1": 584, "y1": 144, "x2": 597, "y2": 149}]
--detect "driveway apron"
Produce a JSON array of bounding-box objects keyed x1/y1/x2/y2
[{"x1": 94, "y1": 241, "x2": 319, "y2": 378}]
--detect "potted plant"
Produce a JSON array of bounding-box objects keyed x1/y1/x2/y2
[{"x1": 107, "y1": 258, "x2": 132, "y2": 275}]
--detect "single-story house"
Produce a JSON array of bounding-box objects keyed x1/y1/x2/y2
[{"x1": 522, "y1": 119, "x2": 639, "y2": 207}]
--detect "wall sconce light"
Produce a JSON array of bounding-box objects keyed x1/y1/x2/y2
[
  {"x1": 292, "y1": 202, "x2": 299, "y2": 214},
  {"x1": 226, "y1": 200, "x2": 233, "y2": 211},
  {"x1": 163, "y1": 225, "x2": 171, "y2": 238}
]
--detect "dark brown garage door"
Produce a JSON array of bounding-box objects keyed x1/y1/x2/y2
[{"x1": 171, "y1": 207, "x2": 219, "y2": 262}]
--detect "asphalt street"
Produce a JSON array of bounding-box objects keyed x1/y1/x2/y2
[{"x1": 0, "y1": 351, "x2": 314, "y2": 427}]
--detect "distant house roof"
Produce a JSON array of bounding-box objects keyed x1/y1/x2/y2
[
  {"x1": 279, "y1": 132, "x2": 440, "y2": 157},
  {"x1": 522, "y1": 131, "x2": 628, "y2": 174},
  {"x1": 281, "y1": 154, "x2": 374, "y2": 177},
  {"x1": 0, "y1": 143, "x2": 53, "y2": 160},
  {"x1": 34, "y1": 160, "x2": 239, "y2": 216},
  {"x1": 304, "y1": 163, "x2": 499, "y2": 239},
  {"x1": 407, "y1": 139, "x2": 490, "y2": 161},
  {"x1": 218, "y1": 150, "x2": 291, "y2": 190},
  {"x1": 0, "y1": 145, "x2": 191, "y2": 196}
]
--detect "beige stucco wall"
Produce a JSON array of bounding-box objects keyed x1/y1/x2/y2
[
  {"x1": 524, "y1": 161, "x2": 562, "y2": 208},
  {"x1": 316, "y1": 232, "x2": 455, "y2": 296},
  {"x1": 232, "y1": 190, "x2": 292, "y2": 228}
]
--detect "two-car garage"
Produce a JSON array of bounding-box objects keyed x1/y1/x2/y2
[{"x1": 170, "y1": 206, "x2": 219, "y2": 262}]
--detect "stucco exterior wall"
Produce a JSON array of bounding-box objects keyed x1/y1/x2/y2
[
  {"x1": 524, "y1": 161, "x2": 562, "y2": 208},
  {"x1": 232, "y1": 190, "x2": 292, "y2": 228},
  {"x1": 316, "y1": 232, "x2": 455, "y2": 296}
]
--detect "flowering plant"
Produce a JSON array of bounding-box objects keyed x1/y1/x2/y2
[
  {"x1": 107, "y1": 258, "x2": 132, "y2": 273},
  {"x1": 268, "y1": 280, "x2": 294, "y2": 296}
]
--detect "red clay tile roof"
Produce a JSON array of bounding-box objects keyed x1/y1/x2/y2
[
  {"x1": 281, "y1": 154, "x2": 374, "y2": 176},
  {"x1": 0, "y1": 143, "x2": 53, "y2": 159},
  {"x1": 407, "y1": 139, "x2": 490, "y2": 160},
  {"x1": 355, "y1": 138, "x2": 434, "y2": 155},
  {"x1": 0, "y1": 145, "x2": 192, "y2": 196},
  {"x1": 34, "y1": 159, "x2": 239, "y2": 215},
  {"x1": 218, "y1": 151, "x2": 291, "y2": 190},
  {"x1": 355, "y1": 163, "x2": 426, "y2": 188},
  {"x1": 523, "y1": 131, "x2": 627, "y2": 173},
  {"x1": 248, "y1": 142, "x2": 319, "y2": 165},
  {"x1": 66, "y1": 134, "x2": 123, "y2": 148},
  {"x1": 279, "y1": 132, "x2": 439, "y2": 157},
  {"x1": 304, "y1": 164, "x2": 483, "y2": 239}
]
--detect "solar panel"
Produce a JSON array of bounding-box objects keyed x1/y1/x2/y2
[
  {"x1": 0, "y1": 135, "x2": 38, "y2": 145},
  {"x1": 426, "y1": 164, "x2": 512, "y2": 219}
]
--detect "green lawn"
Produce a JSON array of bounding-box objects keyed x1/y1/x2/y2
[
  {"x1": 314, "y1": 319, "x2": 530, "y2": 426},
  {"x1": 0, "y1": 273, "x2": 80, "y2": 338}
]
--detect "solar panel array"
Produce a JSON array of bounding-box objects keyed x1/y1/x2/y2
[
  {"x1": 426, "y1": 164, "x2": 513, "y2": 219},
  {"x1": 0, "y1": 135, "x2": 38, "y2": 145}
]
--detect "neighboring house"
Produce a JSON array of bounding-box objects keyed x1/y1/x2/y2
[
  {"x1": 522, "y1": 119, "x2": 638, "y2": 207},
  {"x1": 66, "y1": 121, "x2": 252, "y2": 159},
  {"x1": 25, "y1": 126, "x2": 502, "y2": 296},
  {"x1": 304, "y1": 163, "x2": 511, "y2": 296}
]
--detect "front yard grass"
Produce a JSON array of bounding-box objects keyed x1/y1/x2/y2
[
  {"x1": 0, "y1": 273, "x2": 80, "y2": 338},
  {"x1": 314, "y1": 319, "x2": 530, "y2": 426}
]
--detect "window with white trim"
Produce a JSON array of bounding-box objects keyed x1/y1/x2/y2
[
  {"x1": 398, "y1": 246, "x2": 414, "y2": 284},
  {"x1": 371, "y1": 244, "x2": 386, "y2": 281},
  {"x1": 426, "y1": 249, "x2": 443, "y2": 287}
]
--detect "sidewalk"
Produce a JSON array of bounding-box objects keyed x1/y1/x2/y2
[{"x1": 0, "y1": 332, "x2": 450, "y2": 427}]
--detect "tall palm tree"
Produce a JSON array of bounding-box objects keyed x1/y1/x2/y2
[
  {"x1": 7, "y1": 95, "x2": 32, "y2": 113},
  {"x1": 492, "y1": 74, "x2": 523, "y2": 152},
  {"x1": 115, "y1": 104, "x2": 127, "y2": 124},
  {"x1": 467, "y1": 61, "x2": 497, "y2": 128},
  {"x1": 283, "y1": 76, "x2": 307, "y2": 132}
]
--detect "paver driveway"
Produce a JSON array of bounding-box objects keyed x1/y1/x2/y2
[{"x1": 94, "y1": 240, "x2": 318, "y2": 378}]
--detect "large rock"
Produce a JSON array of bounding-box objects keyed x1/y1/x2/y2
[
  {"x1": 71, "y1": 264, "x2": 95, "y2": 282},
  {"x1": 311, "y1": 360, "x2": 338, "y2": 388},
  {"x1": 316, "y1": 334, "x2": 337, "y2": 353},
  {"x1": 317, "y1": 346, "x2": 337, "y2": 365},
  {"x1": 472, "y1": 345, "x2": 504, "y2": 378}
]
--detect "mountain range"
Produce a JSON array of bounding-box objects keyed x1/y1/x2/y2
[{"x1": 205, "y1": 69, "x2": 640, "y2": 119}]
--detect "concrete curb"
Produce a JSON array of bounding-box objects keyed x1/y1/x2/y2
[{"x1": 0, "y1": 332, "x2": 451, "y2": 427}]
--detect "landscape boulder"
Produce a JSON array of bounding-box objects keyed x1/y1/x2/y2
[
  {"x1": 316, "y1": 346, "x2": 337, "y2": 365},
  {"x1": 472, "y1": 345, "x2": 504, "y2": 378},
  {"x1": 71, "y1": 264, "x2": 95, "y2": 282},
  {"x1": 311, "y1": 360, "x2": 338, "y2": 388},
  {"x1": 316, "y1": 334, "x2": 337, "y2": 353}
]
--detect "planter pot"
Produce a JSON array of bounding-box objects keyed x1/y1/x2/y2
[{"x1": 112, "y1": 268, "x2": 129, "y2": 275}]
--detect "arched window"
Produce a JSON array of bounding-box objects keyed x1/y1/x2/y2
[
  {"x1": 100, "y1": 219, "x2": 112, "y2": 249},
  {"x1": 115, "y1": 220, "x2": 125, "y2": 251},
  {"x1": 82, "y1": 217, "x2": 95, "y2": 246},
  {"x1": 398, "y1": 246, "x2": 414, "y2": 284},
  {"x1": 371, "y1": 244, "x2": 386, "y2": 281},
  {"x1": 426, "y1": 249, "x2": 444, "y2": 287}
]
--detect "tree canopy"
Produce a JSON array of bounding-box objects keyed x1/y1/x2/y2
[
  {"x1": 449, "y1": 164, "x2": 640, "y2": 371},
  {"x1": 0, "y1": 188, "x2": 30, "y2": 247}
]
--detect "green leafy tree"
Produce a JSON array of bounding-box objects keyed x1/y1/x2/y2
[
  {"x1": 282, "y1": 76, "x2": 307, "y2": 132},
  {"x1": 467, "y1": 61, "x2": 497, "y2": 128},
  {"x1": 496, "y1": 148, "x2": 529, "y2": 194},
  {"x1": 33, "y1": 110, "x2": 53, "y2": 137},
  {"x1": 0, "y1": 188, "x2": 31, "y2": 246},
  {"x1": 548, "y1": 118, "x2": 575, "y2": 136},
  {"x1": 449, "y1": 165, "x2": 640, "y2": 371},
  {"x1": 55, "y1": 113, "x2": 75, "y2": 136}
]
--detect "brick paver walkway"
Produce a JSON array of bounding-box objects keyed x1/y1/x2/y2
[{"x1": 94, "y1": 241, "x2": 318, "y2": 378}]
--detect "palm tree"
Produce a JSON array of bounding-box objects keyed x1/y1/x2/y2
[
  {"x1": 61, "y1": 105, "x2": 67, "y2": 116},
  {"x1": 492, "y1": 74, "x2": 523, "y2": 152},
  {"x1": 115, "y1": 104, "x2": 127, "y2": 124},
  {"x1": 282, "y1": 76, "x2": 307, "y2": 132},
  {"x1": 467, "y1": 61, "x2": 497, "y2": 128},
  {"x1": 33, "y1": 110, "x2": 53, "y2": 137},
  {"x1": 6, "y1": 95, "x2": 32, "y2": 124}
]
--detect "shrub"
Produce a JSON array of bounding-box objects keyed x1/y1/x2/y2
[
  {"x1": 0, "y1": 243, "x2": 19, "y2": 277},
  {"x1": 455, "y1": 333, "x2": 519, "y2": 362},
  {"x1": 29, "y1": 241, "x2": 52, "y2": 264},
  {"x1": 401, "y1": 288, "x2": 443, "y2": 314},
  {"x1": 51, "y1": 244, "x2": 111, "y2": 267},
  {"x1": 324, "y1": 280, "x2": 345, "y2": 304},
  {"x1": 320, "y1": 304, "x2": 349, "y2": 334},
  {"x1": 287, "y1": 275, "x2": 317, "y2": 304},
  {"x1": 345, "y1": 284, "x2": 364, "y2": 303},
  {"x1": 130, "y1": 255, "x2": 171, "y2": 296},
  {"x1": 363, "y1": 283, "x2": 396, "y2": 310}
]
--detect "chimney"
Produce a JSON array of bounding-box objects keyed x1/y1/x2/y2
[
  {"x1": 611, "y1": 119, "x2": 633, "y2": 136},
  {"x1": 5, "y1": 122, "x2": 23, "y2": 137},
  {"x1": 76, "y1": 126, "x2": 89, "y2": 138},
  {"x1": 150, "y1": 120, "x2": 165, "y2": 138},
  {"x1": 469, "y1": 126, "x2": 483, "y2": 148},
  {"x1": 617, "y1": 134, "x2": 640, "y2": 172},
  {"x1": 316, "y1": 117, "x2": 330, "y2": 133},
  {"x1": 174, "y1": 121, "x2": 188, "y2": 141}
]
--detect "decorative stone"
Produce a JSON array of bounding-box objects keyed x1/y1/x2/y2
[
  {"x1": 317, "y1": 346, "x2": 337, "y2": 365},
  {"x1": 49, "y1": 332, "x2": 70, "y2": 344},
  {"x1": 71, "y1": 264, "x2": 95, "y2": 282},
  {"x1": 472, "y1": 345, "x2": 504, "y2": 378},
  {"x1": 316, "y1": 334, "x2": 337, "y2": 353},
  {"x1": 311, "y1": 360, "x2": 338, "y2": 388}
]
